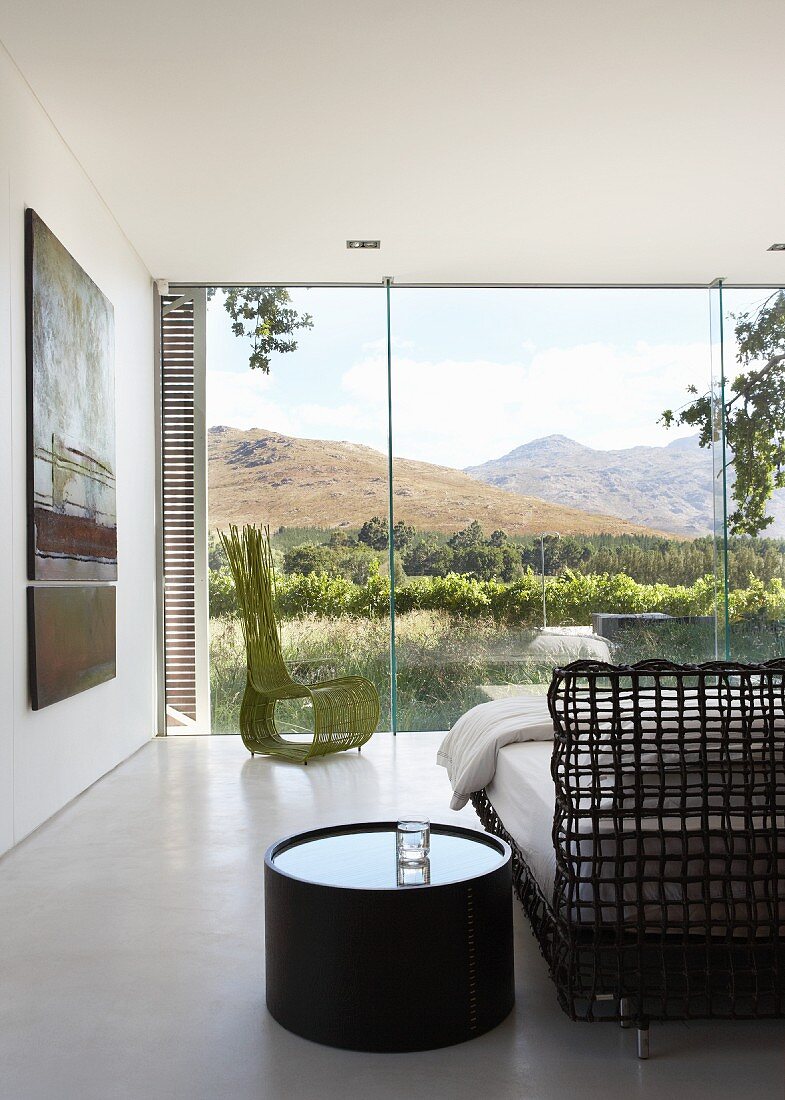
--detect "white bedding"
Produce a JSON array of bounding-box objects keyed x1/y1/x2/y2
[{"x1": 436, "y1": 695, "x2": 553, "y2": 810}]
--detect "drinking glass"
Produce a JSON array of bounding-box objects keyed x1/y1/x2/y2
[{"x1": 396, "y1": 819, "x2": 430, "y2": 864}]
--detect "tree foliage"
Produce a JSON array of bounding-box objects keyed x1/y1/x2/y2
[
  {"x1": 404, "y1": 521, "x2": 522, "y2": 581},
  {"x1": 448, "y1": 520, "x2": 485, "y2": 550},
  {"x1": 392, "y1": 521, "x2": 416, "y2": 551},
  {"x1": 356, "y1": 516, "x2": 416, "y2": 552},
  {"x1": 208, "y1": 287, "x2": 313, "y2": 372},
  {"x1": 661, "y1": 291, "x2": 785, "y2": 535},
  {"x1": 282, "y1": 541, "x2": 375, "y2": 584},
  {"x1": 357, "y1": 516, "x2": 389, "y2": 550}
]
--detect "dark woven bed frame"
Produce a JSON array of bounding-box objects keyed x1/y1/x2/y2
[{"x1": 471, "y1": 659, "x2": 785, "y2": 1048}]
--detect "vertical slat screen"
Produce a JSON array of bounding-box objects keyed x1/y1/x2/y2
[{"x1": 160, "y1": 290, "x2": 209, "y2": 731}]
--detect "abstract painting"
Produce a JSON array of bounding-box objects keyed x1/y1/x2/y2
[
  {"x1": 26, "y1": 209, "x2": 116, "y2": 580},
  {"x1": 27, "y1": 587, "x2": 116, "y2": 710}
]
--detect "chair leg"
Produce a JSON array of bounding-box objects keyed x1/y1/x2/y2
[
  {"x1": 619, "y1": 997, "x2": 631, "y2": 1028},
  {"x1": 636, "y1": 1018, "x2": 650, "y2": 1060}
]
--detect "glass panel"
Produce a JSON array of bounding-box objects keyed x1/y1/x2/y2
[
  {"x1": 206, "y1": 287, "x2": 392, "y2": 734},
  {"x1": 718, "y1": 287, "x2": 785, "y2": 662},
  {"x1": 389, "y1": 288, "x2": 719, "y2": 731},
  {"x1": 710, "y1": 281, "x2": 730, "y2": 659}
]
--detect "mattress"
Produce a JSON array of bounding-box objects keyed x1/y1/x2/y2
[
  {"x1": 485, "y1": 740, "x2": 785, "y2": 930},
  {"x1": 485, "y1": 741, "x2": 557, "y2": 903}
]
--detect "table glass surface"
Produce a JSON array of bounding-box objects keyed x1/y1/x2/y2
[{"x1": 271, "y1": 827, "x2": 504, "y2": 889}]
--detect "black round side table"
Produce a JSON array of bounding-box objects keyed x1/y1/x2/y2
[{"x1": 264, "y1": 821, "x2": 514, "y2": 1052}]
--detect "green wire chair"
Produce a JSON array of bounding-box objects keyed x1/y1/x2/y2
[{"x1": 219, "y1": 524, "x2": 379, "y2": 762}]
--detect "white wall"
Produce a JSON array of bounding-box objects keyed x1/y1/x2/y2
[{"x1": 0, "y1": 45, "x2": 156, "y2": 855}]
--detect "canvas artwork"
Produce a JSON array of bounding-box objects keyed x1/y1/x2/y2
[
  {"x1": 26, "y1": 209, "x2": 117, "y2": 581},
  {"x1": 27, "y1": 587, "x2": 116, "y2": 710}
]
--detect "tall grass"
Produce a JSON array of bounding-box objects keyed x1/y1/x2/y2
[
  {"x1": 601, "y1": 618, "x2": 785, "y2": 666},
  {"x1": 210, "y1": 610, "x2": 556, "y2": 733},
  {"x1": 211, "y1": 608, "x2": 785, "y2": 736}
]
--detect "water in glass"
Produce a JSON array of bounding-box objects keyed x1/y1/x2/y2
[{"x1": 397, "y1": 819, "x2": 430, "y2": 863}]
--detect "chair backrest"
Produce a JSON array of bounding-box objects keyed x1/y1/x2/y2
[
  {"x1": 548, "y1": 658, "x2": 785, "y2": 936},
  {"x1": 219, "y1": 524, "x2": 291, "y2": 692}
]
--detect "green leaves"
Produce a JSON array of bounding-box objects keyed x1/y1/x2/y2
[
  {"x1": 210, "y1": 286, "x2": 313, "y2": 373},
  {"x1": 448, "y1": 520, "x2": 485, "y2": 550},
  {"x1": 211, "y1": 565, "x2": 732, "y2": 625},
  {"x1": 357, "y1": 516, "x2": 390, "y2": 550},
  {"x1": 661, "y1": 290, "x2": 785, "y2": 535}
]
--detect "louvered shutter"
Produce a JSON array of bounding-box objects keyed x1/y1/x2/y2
[{"x1": 159, "y1": 289, "x2": 210, "y2": 732}]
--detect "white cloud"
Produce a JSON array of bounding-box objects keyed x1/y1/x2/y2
[
  {"x1": 359, "y1": 336, "x2": 416, "y2": 355},
  {"x1": 207, "y1": 370, "x2": 295, "y2": 433},
  {"x1": 208, "y1": 340, "x2": 715, "y2": 468},
  {"x1": 342, "y1": 341, "x2": 713, "y2": 467},
  {"x1": 207, "y1": 371, "x2": 388, "y2": 449},
  {"x1": 295, "y1": 402, "x2": 383, "y2": 439}
]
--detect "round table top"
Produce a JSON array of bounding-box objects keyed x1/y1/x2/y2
[{"x1": 266, "y1": 821, "x2": 508, "y2": 891}]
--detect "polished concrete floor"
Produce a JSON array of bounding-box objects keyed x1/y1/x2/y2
[{"x1": 1, "y1": 733, "x2": 784, "y2": 1100}]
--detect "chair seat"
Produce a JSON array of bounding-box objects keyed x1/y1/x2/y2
[{"x1": 240, "y1": 673, "x2": 380, "y2": 761}]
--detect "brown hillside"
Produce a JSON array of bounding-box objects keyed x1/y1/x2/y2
[{"x1": 207, "y1": 426, "x2": 665, "y2": 537}]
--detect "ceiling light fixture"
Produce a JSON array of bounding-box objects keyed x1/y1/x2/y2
[
  {"x1": 346, "y1": 240, "x2": 380, "y2": 249},
  {"x1": 767, "y1": 243, "x2": 785, "y2": 251}
]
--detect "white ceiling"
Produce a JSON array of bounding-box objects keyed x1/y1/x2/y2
[{"x1": 2, "y1": 0, "x2": 785, "y2": 285}]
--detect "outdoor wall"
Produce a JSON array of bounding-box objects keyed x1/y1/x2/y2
[{"x1": 0, "y1": 44, "x2": 156, "y2": 855}]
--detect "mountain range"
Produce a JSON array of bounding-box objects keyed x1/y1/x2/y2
[
  {"x1": 466, "y1": 434, "x2": 785, "y2": 538},
  {"x1": 208, "y1": 426, "x2": 785, "y2": 540},
  {"x1": 207, "y1": 427, "x2": 661, "y2": 537}
]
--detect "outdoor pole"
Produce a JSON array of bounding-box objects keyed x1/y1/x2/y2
[
  {"x1": 541, "y1": 536, "x2": 547, "y2": 629},
  {"x1": 540, "y1": 532, "x2": 560, "y2": 630}
]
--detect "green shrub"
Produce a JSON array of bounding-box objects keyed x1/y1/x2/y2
[
  {"x1": 276, "y1": 571, "x2": 355, "y2": 618},
  {"x1": 282, "y1": 543, "x2": 336, "y2": 576},
  {"x1": 209, "y1": 568, "x2": 237, "y2": 617},
  {"x1": 283, "y1": 541, "x2": 376, "y2": 583},
  {"x1": 211, "y1": 560, "x2": 785, "y2": 630}
]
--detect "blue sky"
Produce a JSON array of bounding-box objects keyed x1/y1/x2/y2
[{"x1": 207, "y1": 287, "x2": 767, "y2": 469}]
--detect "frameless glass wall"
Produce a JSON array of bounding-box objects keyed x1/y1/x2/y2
[
  {"x1": 201, "y1": 282, "x2": 785, "y2": 735},
  {"x1": 389, "y1": 288, "x2": 720, "y2": 730},
  {"x1": 716, "y1": 286, "x2": 785, "y2": 663},
  {"x1": 206, "y1": 287, "x2": 391, "y2": 733}
]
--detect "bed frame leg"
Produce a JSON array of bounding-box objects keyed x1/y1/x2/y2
[
  {"x1": 619, "y1": 997, "x2": 631, "y2": 1029},
  {"x1": 636, "y1": 1019, "x2": 650, "y2": 1060}
]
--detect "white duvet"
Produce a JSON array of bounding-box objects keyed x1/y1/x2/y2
[{"x1": 436, "y1": 695, "x2": 553, "y2": 810}]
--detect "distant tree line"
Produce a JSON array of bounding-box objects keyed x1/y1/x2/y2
[
  {"x1": 210, "y1": 521, "x2": 785, "y2": 591},
  {"x1": 522, "y1": 533, "x2": 785, "y2": 589}
]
